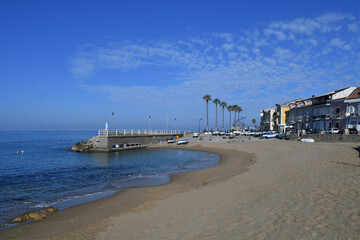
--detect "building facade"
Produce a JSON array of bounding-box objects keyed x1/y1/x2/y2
[
  {"x1": 312, "y1": 93, "x2": 332, "y2": 133},
  {"x1": 344, "y1": 87, "x2": 360, "y2": 130},
  {"x1": 260, "y1": 87, "x2": 358, "y2": 134},
  {"x1": 260, "y1": 108, "x2": 275, "y2": 131},
  {"x1": 331, "y1": 87, "x2": 356, "y2": 130},
  {"x1": 273, "y1": 103, "x2": 292, "y2": 133},
  {"x1": 289, "y1": 99, "x2": 312, "y2": 133}
]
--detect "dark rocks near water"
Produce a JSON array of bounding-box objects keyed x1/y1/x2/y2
[
  {"x1": 71, "y1": 136, "x2": 100, "y2": 152},
  {"x1": 12, "y1": 207, "x2": 58, "y2": 222}
]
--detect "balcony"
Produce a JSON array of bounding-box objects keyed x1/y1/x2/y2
[
  {"x1": 345, "y1": 112, "x2": 360, "y2": 118},
  {"x1": 312, "y1": 101, "x2": 331, "y2": 106}
]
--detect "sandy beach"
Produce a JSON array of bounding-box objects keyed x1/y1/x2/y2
[{"x1": 1, "y1": 137, "x2": 360, "y2": 239}]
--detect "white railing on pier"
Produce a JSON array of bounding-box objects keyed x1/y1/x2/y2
[{"x1": 98, "y1": 129, "x2": 181, "y2": 136}]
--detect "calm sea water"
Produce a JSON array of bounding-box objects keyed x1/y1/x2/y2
[{"x1": 0, "y1": 131, "x2": 219, "y2": 229}]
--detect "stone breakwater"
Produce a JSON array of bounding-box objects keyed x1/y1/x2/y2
[{"x1": 71, "y1": 136, "x2": 100, "y2": 152}]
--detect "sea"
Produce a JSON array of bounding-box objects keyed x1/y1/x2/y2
[{"x1": 0, "y1": 131, "x2": 219, "y2": 229}]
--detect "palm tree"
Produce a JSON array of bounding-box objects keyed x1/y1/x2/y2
[
  {"x1": 232, "y1": 105, "x2": 239, "y2": 128},
  {"x1": 252, "y1": 119, "x2": 256, "y2": 130},
  {"x1": 227, "y1": 105, "x2": 233, "y2": 131},
  {"x1": 203, "y1": 95, "x2": 212, "y2": 132},
  {"x1": 213, "y1": 98, "x2": 220, "y2": 131},
  {"x1": 237, "y1": 107, "x2": 242, "y2": 127},
  {"x1": 220, "y1": 101, "x2": 227, "y2": 132},
  {"x1": 233, "y1": 106, "x2": 242, "y2": 128}
]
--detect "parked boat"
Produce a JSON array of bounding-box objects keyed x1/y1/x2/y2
[
  {"x1": 177, "y1": 139, "x2": 189, "y2": 145},
  {"x1": 262, "y1": 131, "x2": 278, "y2": 139},
  {"x1": 301, "y1": 138, "x2": 315, "y2": 143},
  {"x1": 167, "y1": 138, "x2": 176, "y2": 143}
]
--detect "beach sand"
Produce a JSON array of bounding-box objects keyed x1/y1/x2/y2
[{"x1": 1, "y1": 138, "x2": 360, "y2": 239}]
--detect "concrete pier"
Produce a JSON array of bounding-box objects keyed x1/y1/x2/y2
[{"x1": 71, "y1": 129, "x2": 182, "y2": 152}]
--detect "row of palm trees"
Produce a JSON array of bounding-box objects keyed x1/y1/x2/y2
[{"x1": 203, "y1": 94, "x2": 243, "y2": 132}]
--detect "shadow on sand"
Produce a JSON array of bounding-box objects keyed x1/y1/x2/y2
[
  {"x1": 354, "y1": 147, "x2": 360, "y2": 158},
  {"x1": 330, "y1": 147, "x2": 360, "y2": 167}
]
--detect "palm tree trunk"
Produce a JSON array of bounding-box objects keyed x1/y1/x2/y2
[
  {"x1": 233, "y1": 111, "x2": 236, "y2": 128},
  {"x1": 222, "y1": 107, "x2": 224, "y2": 131},
  {"x1": 229, "y1": 111, "x2": 231, "y2": 131},
  {"x1": 215, "y1": 103, "x2": 218, "y2": 131},
  {"x1": 206, "y1": 102, "x2": 209, "y2": 131}
]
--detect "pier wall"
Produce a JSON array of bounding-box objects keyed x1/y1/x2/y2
[
  {"x1": 98, "y1": 134, "x2": 182, "y2": 149},
  {"x1": 289, "y1": 134, "x2": 360, "y2": 143}
]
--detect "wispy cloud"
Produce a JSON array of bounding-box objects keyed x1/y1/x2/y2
[
  {"x1": 330, "y1": 38, "x2": 352, "y2": 50},
  {"x1": 71, "y1": 12, "x2": 360, "y2": 122}
]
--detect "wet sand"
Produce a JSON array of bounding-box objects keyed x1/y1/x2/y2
[{"x1": 1, "y1": 138, "x2": 360, "y2": 239}]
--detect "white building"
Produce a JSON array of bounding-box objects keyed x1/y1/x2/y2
[{"x1": 344, "y1": 87, "x2": 360, "y2": 130}]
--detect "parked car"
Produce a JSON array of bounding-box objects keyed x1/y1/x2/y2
[
  {"x1": 349, "y1": 128, "x2": 358, "y2": 134},
  {"x1": 325, "y1": 128, "x2": 339, "y2": 134},
  {"x1": 277, "y1": 133, "x2": 287, "y2": 139},
  {"x1": 338, "y1": 128, "x2": 358, "y2": 134},
  {"x1": 192, "y1": 132, "x2": 199, "y2": 138},
  {"x1": 305, "y1": 128, "x2": 313, "y2": 134}
]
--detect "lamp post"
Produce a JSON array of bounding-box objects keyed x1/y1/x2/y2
[
  {"x1": 111, "y1": 111, "x2": 114, "y2": 131},
  {"x1": 240, "y1": 117, "x2": 246, "y2": 130},
  {"x1": 149, "y1": 115, "x2": 151, "y2": 132},
  {"x1": 174, "y1": 118, "x2": 177, "y2": 133},
  {"x1": 198, "y1": 118, "x2": 202, "y2": 133}
]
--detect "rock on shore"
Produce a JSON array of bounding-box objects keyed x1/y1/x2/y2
[
  {"x1": 71, "y1": 136, "x2": 100, "y2": 152},
  {"x1": 12, "y1": 207, "x2": 58, "y2": 222}
]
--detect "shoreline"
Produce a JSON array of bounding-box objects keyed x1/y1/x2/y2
[{"x1": 0, "y1": 143, "x2": 255, "y2": 239}]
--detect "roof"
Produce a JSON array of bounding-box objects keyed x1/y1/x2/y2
[
  {"x1": 276, "y1": 98, "x2": 302, "y2": 106},
  {"x1": 346, "y1": 87, "x2": 360, "y2": 99},
  {"x1": 312, "y1": 87, "x2": 350, "y2": 98},
  {"x1": 332, "y1": 87, "x2": 357, "y2": 100}
]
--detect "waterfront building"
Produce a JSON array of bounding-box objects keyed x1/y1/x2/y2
[
  {"x1": 260, "y1": 108, "x2": 275, "y2": 131},
  {"x1": 260, "y1": 86, "x2": 359, "y2": 134},
  {"x1": 331, "y1": 87, "x2": 356, "y2": 130},
  {"x1": 312, "y1": 87, "x2": 356, "y2": 133},
  {"x1": 273, "y1": 100, "x2": 299, "y2": 133},
  {"x1": 344, "y1": 87, "x2": 360, "y2": 130},
  {"x1": 289, "y1": 98, "x2": 312, "y2": 133}
]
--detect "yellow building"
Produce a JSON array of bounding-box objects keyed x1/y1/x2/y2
[{"x1": 273, "y1": 102, "x2": 294, "y2": 133}]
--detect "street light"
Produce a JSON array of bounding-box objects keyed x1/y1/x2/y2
[
  {"x1": 240, "y1": 117, "x2": 246, "y2": 130},
  {"x1": 198, "y1": 118, "x2": 202, "y2": 133},
  {"x1": 111, "y1": 111, "x2": 114, "y2": 131},
  {"x1": 149, "y1": 115, "x2": 151, "y2": 132},
  {"x1": 174, "y1": 118, "x2": 177, "y2": 132}
]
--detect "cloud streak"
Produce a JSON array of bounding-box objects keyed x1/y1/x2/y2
[{"x1": 71, "y1": 12, "x2": 360, "y2": 123}]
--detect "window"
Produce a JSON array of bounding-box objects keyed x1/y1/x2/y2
[{"x1": 349, "y1": 105, "x2": 355, "y2": 113}]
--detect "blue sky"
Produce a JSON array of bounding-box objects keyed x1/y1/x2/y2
[{"x1": 1, "y1": 0, "x2": 360, "y2": 131}]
